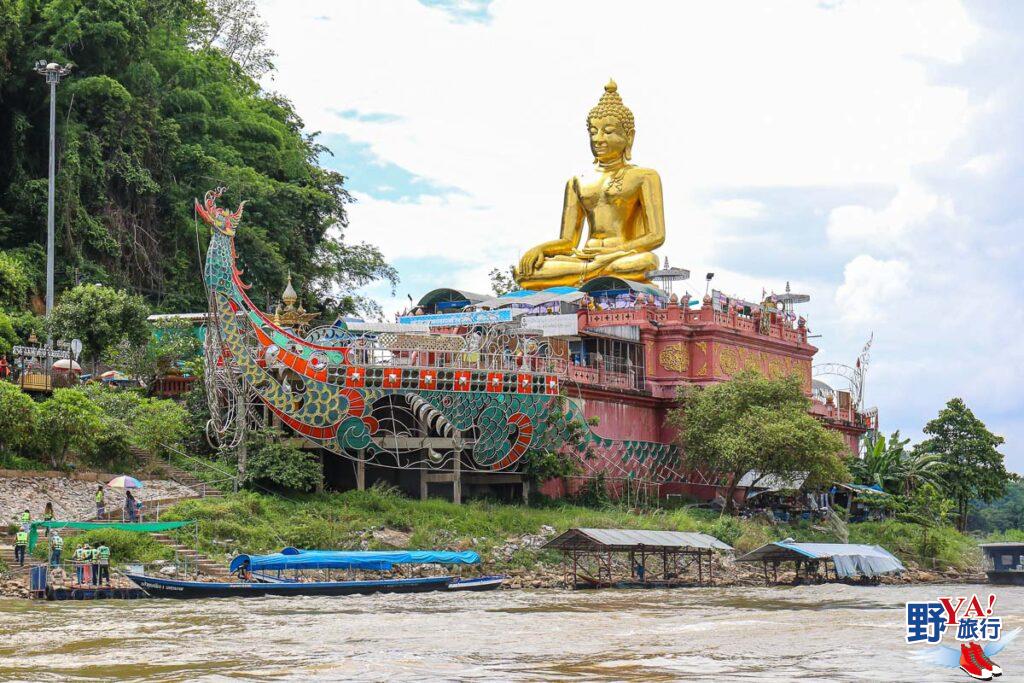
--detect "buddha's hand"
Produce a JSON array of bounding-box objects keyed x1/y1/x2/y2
[{"x1": 519, "y1": 246, "x2": 547, "y2": 275}]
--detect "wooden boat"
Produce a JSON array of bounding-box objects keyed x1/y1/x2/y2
[
  {"x1": 448, "y1": 575, "x2": 505, "y2": 591},
  {"x1": 125, "y1": 572, "x2": 452, "y2": 599},
  {"x1": 127, "y1": 548, "x2": 487, "y2": 599}
]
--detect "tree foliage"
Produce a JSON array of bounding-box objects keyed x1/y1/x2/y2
[
  {"x1": 519, "y1": 394, "x2": 591, "y2": 485},
  {"x1": 0, "y1": 381, "x2": 38, "y2": 456},
  {"x1": 850, "y1": 430, "x2": 943, "y2": 496},
  {"x1": 488, "y1": 266, "x2": 517, "y2": 297},
  {"x1": 36, "y1": 387, "x2": 104, "y2": 469},
  {"x1": 916, "y1": 398, "x2": 1009, "y2": 531},
  {"x1": 668, "y1": 370, "x2": 850, "y2": 513},
  {"x1": 0, "y1": 0, "x2": 396, "y2": 315},
  {"x1": 46, "y1": 284, "x2": 149, "y2": 369},
  {"x1": 80, "y1": 383, "x2": 188, "y2": 459},
  {"x1": 240, "y1": 427, "x2": 320, "y2": 492},
  {"x1": 104, "y1": 317, "x2": 200, "y2": 391}
]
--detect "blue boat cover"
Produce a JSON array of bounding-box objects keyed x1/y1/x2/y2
[{"x1": 229, "y1": 548, "x2": 481, "y2": 573}]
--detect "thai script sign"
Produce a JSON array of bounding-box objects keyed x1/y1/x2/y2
[
  {"x1": 12, "y1": 345, "x2": 70, "y2": 360},
  {"x1": 520, "y1": 314, "x2": 579, "y2": 337},
  {"x1": 397, "y1": 309, "x2": 513, "y2": 326}
]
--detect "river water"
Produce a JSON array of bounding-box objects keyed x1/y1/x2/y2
[{"x1": 0, "y1": 583, "x2": 1021, "y2": 681}]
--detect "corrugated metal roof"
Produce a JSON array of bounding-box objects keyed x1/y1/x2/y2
[
  {"x1": 544, "y1": 528, "x2": 733, "y2": 551},
  {"x1": 736, "y1": 541, "x2": 905, "y2": 578}
]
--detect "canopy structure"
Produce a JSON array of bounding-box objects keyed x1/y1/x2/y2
[
  {"x1": 737, "y1": 540, "x2": 905, "y2": 580},
  {"x1": 579, "y1": 277, "x2": 668, "y2": 299},
  {"x1": 543, "y1": 528, "x2": 732, "y2": 589},
  {"x1": 28, "y1": 520, "x2": 196, "y2": 552},
  {"x1": 229, "y1": 548, "x2": 481, "y2": 573},
  {"x1": 544, "y1": 528, "x2": 732, "y2": 552}
]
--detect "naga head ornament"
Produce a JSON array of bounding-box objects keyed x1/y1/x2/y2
[{"x1": 195, "y1": 187, "x2": 246, "y2": 236}]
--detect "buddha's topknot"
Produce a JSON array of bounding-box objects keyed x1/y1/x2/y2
[{"x1": 586, "y1": 79, "x2": 635, "y2": 137}]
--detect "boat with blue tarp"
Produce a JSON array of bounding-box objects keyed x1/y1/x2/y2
[{"x1": 126, "y1": 547, "x2": 498, "y2": 599}]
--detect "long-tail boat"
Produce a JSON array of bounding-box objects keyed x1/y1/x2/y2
[{"x1": 126, "y1": 548, "x2": 487, "y2": 599}]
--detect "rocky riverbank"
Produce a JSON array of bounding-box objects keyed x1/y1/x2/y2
[{"x1": 0, "y1": 475, "x2": 197, "y2": 525}]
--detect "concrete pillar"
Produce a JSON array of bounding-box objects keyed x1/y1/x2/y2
[
  {"x1": 453, "y1": 445, "x2": 462, "y2": 505},
  {"x1": 420, "y1": 467, "x2": 428, "y2": 501},
  {"x1": 356, "y1": 449, "x2": 365, "y2": 491},
  {"x1": 523, "y1": 478, "x2": 531, "y2": 505}
]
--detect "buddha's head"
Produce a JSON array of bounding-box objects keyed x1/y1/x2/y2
[{"x1": 587, "y1": 79, "x2": 635, "y2": 163}]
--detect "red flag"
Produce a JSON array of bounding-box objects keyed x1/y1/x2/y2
[
  {"x1": 453, "y1": 370, "x2": 472, "y2": 392},
  {"x1": 545, "y1": 375, "x2": 559, "y2": 395},
  {"x1": 486, "y1": 372, "x2": 504, "y2": 393},
  {"x1": 517, "y1": 373, "x2": 533, "y2": 394},
  {"x1": 418, "y1": 369, "x2": 437, "y2": 390},
  {"x1": 382, "y1": 368, "x2": 403, "y2": 389},
  {"x1": 345, "y1": 366, "x2": 366, "y2": 388}
]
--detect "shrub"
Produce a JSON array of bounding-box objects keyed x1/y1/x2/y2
[{"x1": 239, "y1": 428, "x2": 321, "y2": 493}]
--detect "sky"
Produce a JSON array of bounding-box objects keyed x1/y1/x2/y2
[{"x1": 256, "y1": 0, "x2": 1024, "y2": 471}]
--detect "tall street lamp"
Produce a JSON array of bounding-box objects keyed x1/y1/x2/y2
[{"x1": 33, "y1": 60, "x2": 72, "y2": 339}]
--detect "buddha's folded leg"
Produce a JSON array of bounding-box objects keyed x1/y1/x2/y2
[{"x1": 605, "y1": 251, "x2": 659, "y2": 278}]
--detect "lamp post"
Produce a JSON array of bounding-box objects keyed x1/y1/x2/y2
[{"x1": 33, "y1": 60, "x2": 72, "y2": 339}]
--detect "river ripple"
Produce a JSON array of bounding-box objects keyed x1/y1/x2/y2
[{"x1": 0, "y1": 583, "x2": 1021, "y2": 681}]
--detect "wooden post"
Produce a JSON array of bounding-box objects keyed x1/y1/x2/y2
[
  {"x1": 709, "y1": 551, "x2": 714, "y2": 584},
  {"x1": 453, "y1": 445, "x2": 462, "y2": 505},
  {"x1": 698, "y1": 551, "x2": 703, "y2": 584},
  {"x1": 356, "y1": 449, "x2": 365, "y2": 491}
]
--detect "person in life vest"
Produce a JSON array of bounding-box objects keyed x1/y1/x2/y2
[
  {"x1": 96, "y1": 543, "x2": 110, "y2": 586},
  {"x1": 14, "y1": 529, "x2": 28, "y2": 567},
  {"x1": 50, "y1": 532, "x2": 64, "y2": 568},
  {"x1": 89, "y1": 543, "x2": 100, "y2": 586},
  {"x1": 95, "y1": 486, "x2": 105, "y2": 518},
  {"x1": 19, "y1": 509, "x2": 30, "y2": 532},
  {"x1": 73, "y1": 544, "x2": 87, "y2": 584}
]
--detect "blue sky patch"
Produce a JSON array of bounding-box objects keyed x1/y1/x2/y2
[
  {"x1": 318, "y1": 132, "x2": 463, "y2": 201},
  {"x1": 418, "y1": 0, "x2": 493, "y2": 23}
]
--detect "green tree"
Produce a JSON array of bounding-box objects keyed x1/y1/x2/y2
[
  {"x1": 969, "y1": 481, "x2": 1024, "y2": 533},
  {"x1": 0, "y1": 251, "x2": 30, "y2": 310},
  {"x1": 46, "y1": 284, "x2": 150, "y2": 372},
  {"x1": 240, "y1": 427, "x2": 320, "y2": 492},
  {"x1": 0, "y1": 382, "x2": 37, "y2": 456},
  {"x1": 668, "y1": 370, "x2": 850, "y2": 513},
  {"x1": 80, "y1": 383, "x2": 188, "y2": 458},
  {"x1": 851, "y1": 430, "x2": 943, "y2": 496},
  {"x1": 36, "y1": 388, "x2": 104, "y2": 469},
  {"x1": 0, "y1": 0, "x2": 396, "y2": 315},
  {"x1": 488, "y1": 266, "x2": 517, "y2": 296},
  {"x1": 519, "y1": 394, "x2": 592, "y2": 488},
  {"x1": 103, "y1": 318, "x2": 201, "y2": 392},
  {"x1": 0, "y1": 310, "x2": 17, "y2": 356},
  {"x1": 917, "y1": 398, "x2": 1009, "y2": 531}
]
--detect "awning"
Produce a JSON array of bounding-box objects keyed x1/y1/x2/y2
[
  {"x1": 229, "y1": 548, "x2": 481, "y2": 573},
  {"x1": 736, "y1": 540, "x2": 905, "y2": 578},
  {"x1": 28, "y1": 520, "x2": 196, "y2": 552}
]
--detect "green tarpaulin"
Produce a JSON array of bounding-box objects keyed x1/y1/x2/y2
[{"x1": 28, "y1": 520, "x2": 195, "y2": 551}]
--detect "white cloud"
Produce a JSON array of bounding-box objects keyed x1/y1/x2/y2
[
  {"x1": 834, "y1": 255, "x2": 911, "y2": 325},
  {"x1": 826, "y1": 183, "x2": 947, "y2": 249},
  {"x1": 708, "y1": 199, "x2": 765, "y2": 220}
]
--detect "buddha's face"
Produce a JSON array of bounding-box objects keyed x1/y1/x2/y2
[{"x1": 588, "y1": 115, "x2": 632, "y2": 163}]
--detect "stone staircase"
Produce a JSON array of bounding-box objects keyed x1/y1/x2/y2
[
  {"x1": 150, "y1": 533, "x2": 231, "y2": 577},
  {"x1": 0, "y1": 542, "x2": 32, "y2": 579},
  {"x1": 132, "y1": 447, "x2": 228, "y2": 500}
]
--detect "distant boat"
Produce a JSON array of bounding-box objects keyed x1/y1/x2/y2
[
  {"x1": 126, "y1": 548, "x2": 503, "y2": 599},
  {"x1": 124, "y1": 572, "x2": 452, "y2": 599}
]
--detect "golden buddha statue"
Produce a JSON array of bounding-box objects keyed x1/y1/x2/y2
[{"x1": 515, "y1": 80, "x2": 665, "y2": 290}]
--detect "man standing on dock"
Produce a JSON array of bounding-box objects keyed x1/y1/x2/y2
[
  {"x1": 73, "y1": 544, "x2": 86, "y2": 584},
  {"x1": 14, "y1": 528, "x2": 28, "y2": 567},
  {"x1": 97, "y1": 543, "x2": 110, "y2": 586},
  {"x1": 50, "y1": 532, "x2": 63, "y2": 568}
]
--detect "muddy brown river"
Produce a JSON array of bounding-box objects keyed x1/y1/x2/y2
[{"x1": 1, "y1": 584, "x2": 1021, "y2": 681}]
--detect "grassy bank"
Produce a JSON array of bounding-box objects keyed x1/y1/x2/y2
[{"x1": 160, "y1": 487, "x2": 982, "y2": 572}]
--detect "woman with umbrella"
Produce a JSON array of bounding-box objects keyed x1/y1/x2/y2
[{"x1": 107, "y1": 476, "x2": 144, "y2": 522}]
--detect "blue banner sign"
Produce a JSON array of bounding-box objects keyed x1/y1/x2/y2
[{"x1": 397, "y1": 309, "x2": 513, "y2": 326}]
